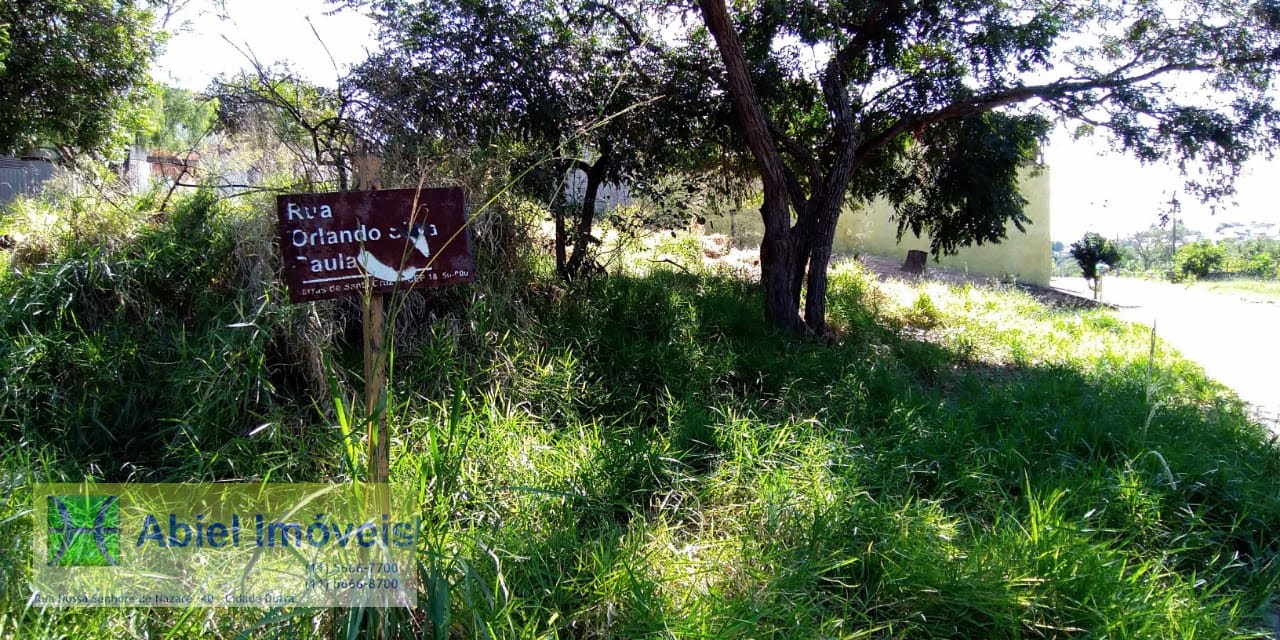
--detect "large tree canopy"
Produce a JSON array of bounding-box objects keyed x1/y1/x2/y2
[
  {"x1": 681, "y1": 0, "x2": 1280, "y2": 333},
  {"x1": 335, "y1": 0, "x2": 1280, "y2": 332},
  {"x1": 0, "y1": 22, "x2": 10, "y2": 73},
  {"x1": 346, "y1": 0, "x2": 723, "y2": 280},
  {"x1": 0, "y1": 1, "x2": 161, "y2": 157}
]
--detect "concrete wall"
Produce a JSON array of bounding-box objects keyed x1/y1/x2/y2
[
  {"x1": 565, "y1": 168, "x2": 632, "y2": 212},
  {"x1": 703, "y1": 166, "x2": 1053, "y2": 286},
  {"x1": 124, "y1": 145, "x2": 151, "y2": 194}
]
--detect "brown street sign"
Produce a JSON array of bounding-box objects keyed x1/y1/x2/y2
[{"x1": 276, "y1": 187, "x2": 474, "y2": 303}]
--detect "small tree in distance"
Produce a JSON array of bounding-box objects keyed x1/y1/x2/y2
[
  {"x1": 1173, "y1": 240, "x2": 1227, "y2": 282},
  {"x1": 1070, "y1": 232, "x2": 1123, "y2": 300},
  {"x1": 1122, "y1": 224, "x2": 1177, "y2": 273}
]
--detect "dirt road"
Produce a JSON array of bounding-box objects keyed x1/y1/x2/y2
[{"x1": 1052, "y1": 276, "x2": 1279, "y2": 431}]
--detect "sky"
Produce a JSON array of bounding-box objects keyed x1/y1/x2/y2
[
  {"x1": 153, "y1": 0, "x2": 1280, "y2": 244},
  {"x1": 1043, "y1": 128, "x2": 1276, "y2": 243},
  {"x1": 154, "y1": 0, "x2": 375, "y2": 91}
]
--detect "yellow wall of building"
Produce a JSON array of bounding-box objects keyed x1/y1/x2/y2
[{"x1": 703, "y1": 167, "x2": 1052, "y2": 286}]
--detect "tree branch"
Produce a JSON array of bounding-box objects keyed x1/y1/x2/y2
[
  {"x1": 832, "y1": 1, "x2": 903, "y2": 74},
  {"x1": 767, "y1": 121, "x2": 821, "y2": 187},
  {"x1": 856, "y1": 52, "x2": 1280, "y2": 161},
  {"x1": 591, "y1": 1, "x2": 728, "y2": 89}
]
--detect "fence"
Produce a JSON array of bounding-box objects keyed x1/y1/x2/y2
[{"x1": 0, "y1": 157, "x2": 56, "y2": 205}]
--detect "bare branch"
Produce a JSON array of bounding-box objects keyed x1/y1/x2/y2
[{"x1": 856, "y1": 52, "x2": 1280, "y2": 162}]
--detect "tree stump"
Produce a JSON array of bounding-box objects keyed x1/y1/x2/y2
[{"x1": 902, "y1": 249, "x2": 927, "y2": 274}]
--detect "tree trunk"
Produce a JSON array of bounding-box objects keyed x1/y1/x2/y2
[
  {"x1": 759, "y1": 203, "x2": 798, "y2": 329},
  {"x1": 799, "y1": 59, "x2": 863, "y2": 335},
  {"x1": 564, "y1": 153, "x2": 610, "y2": 280},
  {"x1": 553, "y1": 199, "x2": 568, "y2": 279},
  {"x1": 698, "y1": 0, "x2": 801, "y2": 331},
  {"x1": 801, "y1": 179, "x2": 856, "y2": 334},
  {"x1": 789, "y1": 206, "x2": 813, "y2": 312},
  {"x1": 803, "y1": 209, "x2": 839, "y2": 334}
]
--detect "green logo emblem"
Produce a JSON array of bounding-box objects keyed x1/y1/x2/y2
[{"x1": 48, "y1": 495, "x2": 120, "y2": 567}]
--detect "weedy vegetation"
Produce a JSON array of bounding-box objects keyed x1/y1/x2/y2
[{"x1": 2, "y1": 186, "x2": 1280, "y2": 638}]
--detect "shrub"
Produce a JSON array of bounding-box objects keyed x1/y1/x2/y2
[
  {"x1": 1069, "y1": 232, "x2": 1122, "y2": 296},
  {"x1": 1172, "y1": 240, "x2": 1226, "y2": 282},
  {"x1": 1244, "y1": 252, "x2": 1277, "y2": 279},
  {"x1": 904, "y1": 291, "x2": 943, "y2": 329}
]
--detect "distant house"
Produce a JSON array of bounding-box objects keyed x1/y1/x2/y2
[
  {"x1": 120, "y1": 146, "x2": 201, "y2": 193},
  {"x1": 148, "y1": 150, "x2": 200, "y2": 183},
  {"x1": 706, "y1": 167, "x2": 1053, "y2": 287},
  {"x1": 840, "y1": 167, "x2": 1052, "y2": 286}
]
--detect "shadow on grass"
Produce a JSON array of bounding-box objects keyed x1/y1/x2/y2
[
  {"x1": 416, "y1": 269, "x2": 1280, "y2": 637},
  {"x1": 5, "y1": 247, "x2": 1280, "y2": 636}
]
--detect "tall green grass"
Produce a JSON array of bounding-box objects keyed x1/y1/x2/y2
[{"x1": 2, "y1": 189, "x2": 1279, "y2": 638}]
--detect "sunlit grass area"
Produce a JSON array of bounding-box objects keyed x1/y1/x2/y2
[
  {"x1": 1192, "y1": 278, "x2": 1280, "y2": 303},
  {"x1": 3, "y1": 192, "x2": 1280, "y2": 638}
]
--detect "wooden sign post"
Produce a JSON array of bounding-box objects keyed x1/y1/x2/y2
[
  {"x1": 363, "y1": 293, "x2": 389, "y2": 483},
  {"x1": 276, "y1": 187, "x2": 474, "y2": 485}
]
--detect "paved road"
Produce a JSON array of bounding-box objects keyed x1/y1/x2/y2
[{"x1": 1051, "y1": 277, "x2": 1279, "y2": 432}]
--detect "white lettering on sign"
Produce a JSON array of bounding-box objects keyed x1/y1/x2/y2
[
  {"x1": 290, "y1": 225, "x2": 384, "y2": 248},
  {"x1": 306, "y1": 253, "x2": 360, "y2": 273},
  {"x1": 277, "y1": 188, "x2": 472, "y2": 302},
  {"x1": 285, "y1": 202, "x2": 334, "y2": 220}
]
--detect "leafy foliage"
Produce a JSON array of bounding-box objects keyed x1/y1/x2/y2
[
  {"x1": 690, "y1": 0, "x2": 1280, "y2": 331},
  {"x1": 0, "y1": 21, "x2": 9, "y2": 73},
  {"x1": 140, "y1": 85, "x2": 217, "y2": 152},
  {"x1": 346, "y1": 0, "x2": 728, "y2": 279},
  {"x1": 1245, "y1": 251, "x2": 1277, "y2": 278},
  {"x1": 1223, "y1": 235, "x2": 1280, "y2": 278},
  {"x1": 1070, "y1": 231, "x2": 1124, "y2": 284},
  {"x1": 890, "y1": 112, "x2": 1049, "y2": 257},
  {"x1": 0, "y1": 1, "x2": 160, "y2": 156},
  {"x1": 1110, "y1": 228, "x2": 1279, "y2": 281},
  {"x1": 210, "y1": 68, "x2": 362, "y2": 190},
  {"x1": 1174, "y1": 239, "x2": 1228, "y2": 281},
  {"x1": 1120, "y1": 225, "x2": 1169, "y2": 272}
]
